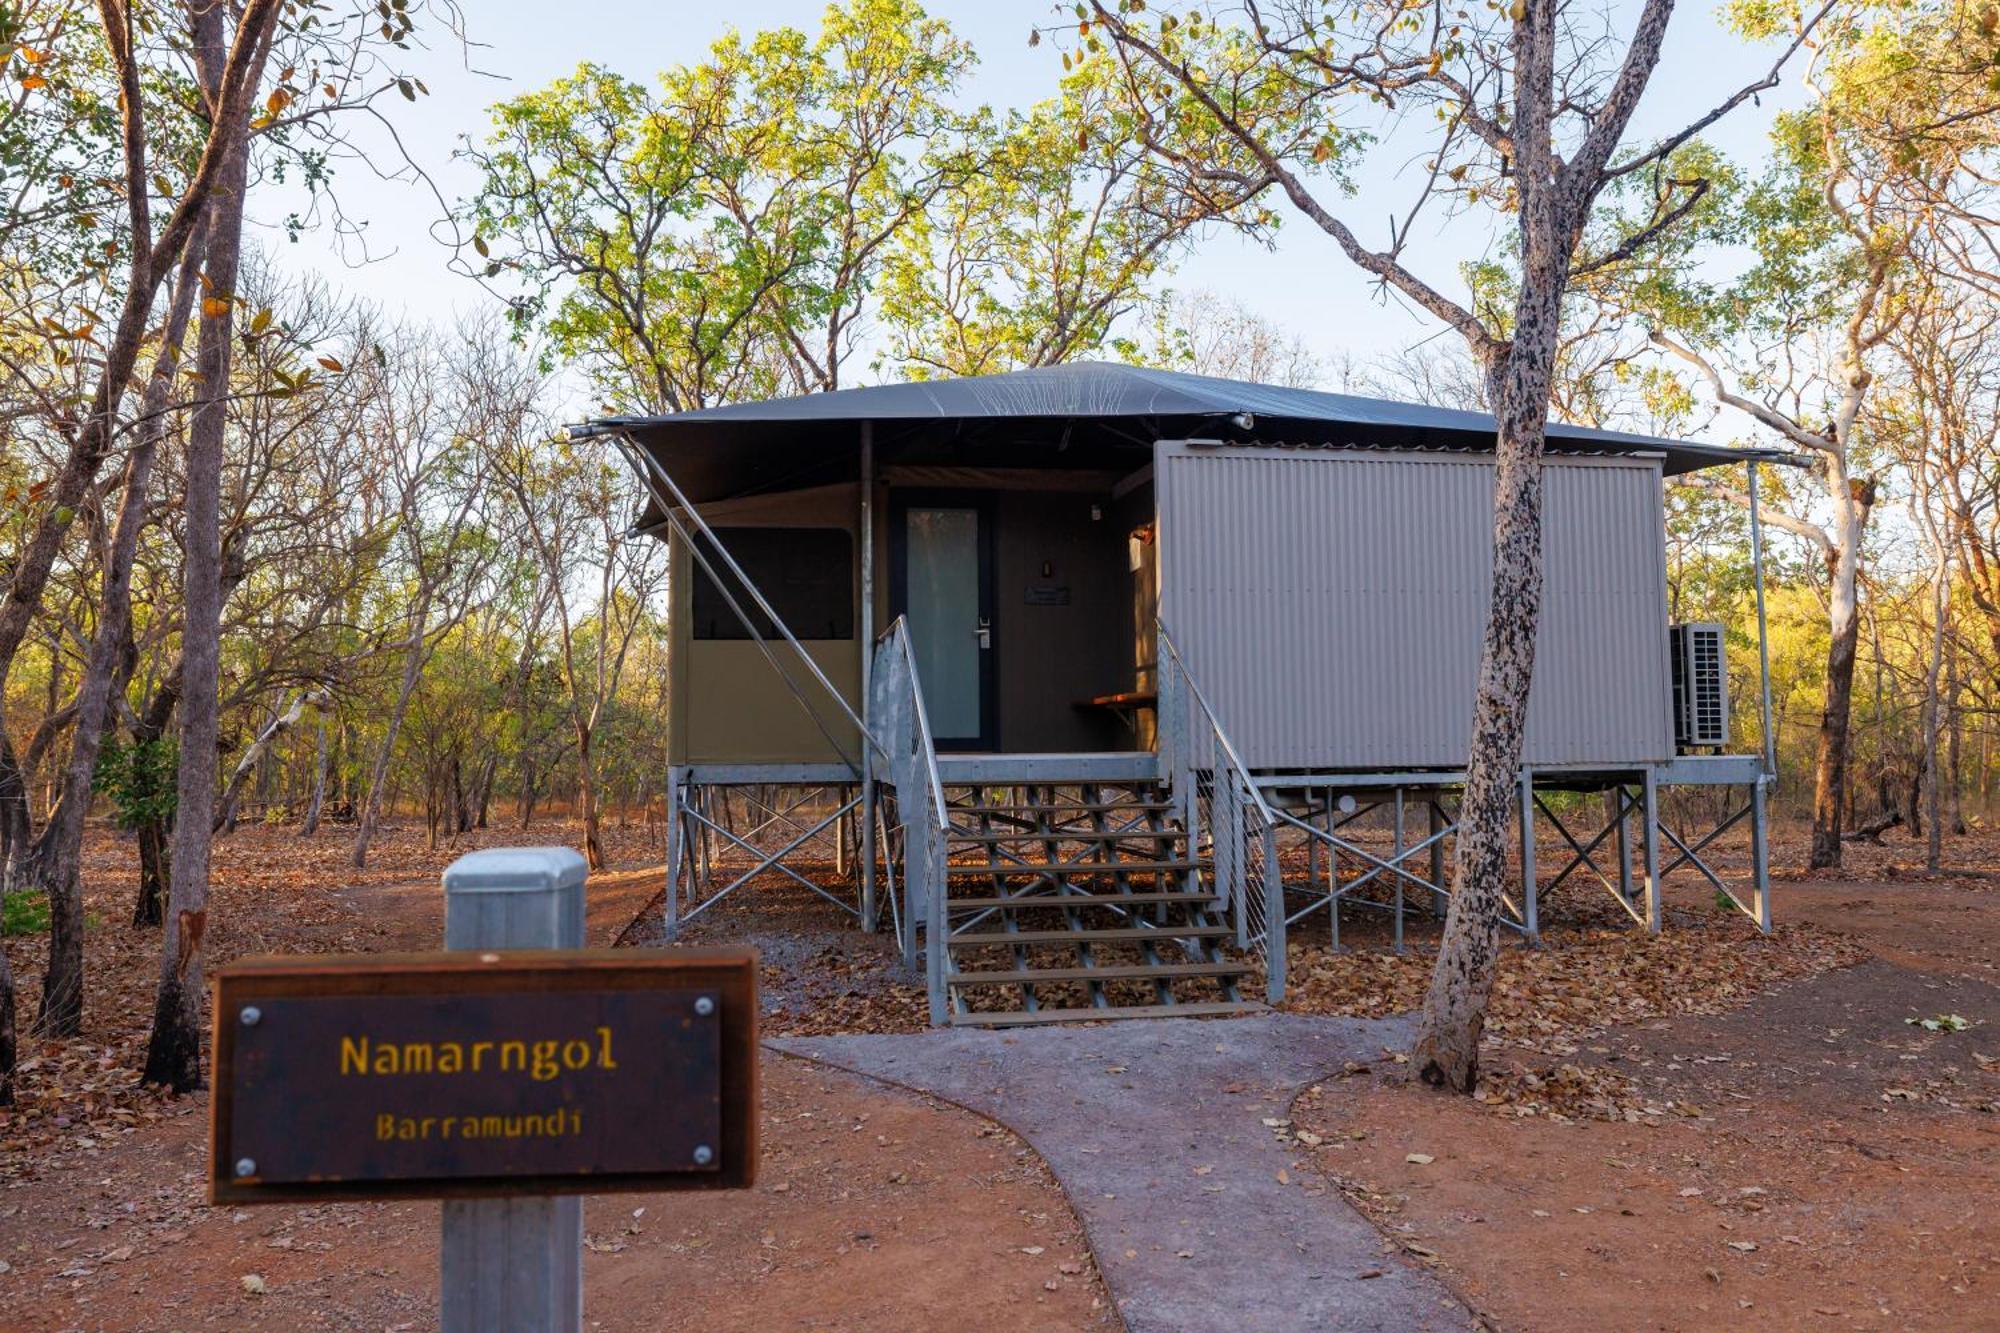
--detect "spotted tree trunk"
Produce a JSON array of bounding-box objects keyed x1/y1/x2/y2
[
  {"x1": 1409, "y1": 333, "x2": 1557, "y2": 1092},
  {"x1": 1407, "y1": 0, "x2": 1677, "y2": 1094}
]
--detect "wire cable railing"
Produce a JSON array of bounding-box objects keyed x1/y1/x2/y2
[{"x1": 1157, "y1": 622, "x2": 1286, "y2": 1002}]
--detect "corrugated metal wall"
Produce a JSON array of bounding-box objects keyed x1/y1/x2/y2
[{"x1": 1156, "y1": 444, "x2": 1674, "y2": 770}]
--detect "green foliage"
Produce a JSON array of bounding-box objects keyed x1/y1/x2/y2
[
  {"x1": 464, "y1": 0, "x2": 980, "y2": 410},
  {"x1": 875, "y1": 57, "x2": 1268, "y2": 377},
  {"x1": 2, "y1": 888, "x2": 50, "y2": 938},
  {"x1": 464, "y1": 0, "x2": 1278, "y2": 401},
  {"x1": 93, "y1": 737, "x2": 178, "y2": 832}
]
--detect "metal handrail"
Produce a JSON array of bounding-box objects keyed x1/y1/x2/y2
[
  {"x1": 1158, "y1": 622, "x2": 1276, "y2": 827},
  {"x1": 869, "y1": 618, "x2": 952, "y2": 1023},
  {"x1": 874, "y1": 618, "x2": 950, "y2": 834},
  {"x1": 1157, "y1": 619, "x2": 1285, "y2": 1003}
]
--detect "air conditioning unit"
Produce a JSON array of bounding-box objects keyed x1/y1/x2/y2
[{"x1": 1670, "y1": 622, "x2": 1729, "y2": 751}]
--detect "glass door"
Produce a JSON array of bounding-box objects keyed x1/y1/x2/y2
[{"x1": 895, "y1": 500, "x2": 993, "y2": 749}]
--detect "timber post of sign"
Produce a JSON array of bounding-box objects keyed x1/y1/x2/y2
[
  {"x1": 439, "y1": 848, "x2": 588, "y2": 1333},
  {"x1": 208, "y1": 849, "x2": 759, "y2": 1333}
]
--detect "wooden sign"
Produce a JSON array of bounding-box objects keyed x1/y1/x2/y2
[{"x1": 209, "y1": 949, "x2": 758, "y2": 1204}]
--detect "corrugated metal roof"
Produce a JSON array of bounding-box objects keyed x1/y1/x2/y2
[{"x1": 579, "y1": 360, "x2": 1796, "y2": 477}]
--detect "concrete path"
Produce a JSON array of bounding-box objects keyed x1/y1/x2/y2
[{"x1": 770, "y1": 1014, "x2": 1472, "y2": 1332}]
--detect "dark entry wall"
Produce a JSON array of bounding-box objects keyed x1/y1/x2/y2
[{"x1": 992, "y1": 490, "x2": 1130, "y2": 752}]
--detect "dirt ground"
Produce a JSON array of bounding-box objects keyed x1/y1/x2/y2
[
  {"x1": 1, "y1": 811, "x2": 1996, "y2": 1331},
  {"x1": 1288, "y1": 820, "x2": 1999, "y2": 1332},
  {"x1": 0, "y1": 821, "x2": 1111, "y2": 1332}
]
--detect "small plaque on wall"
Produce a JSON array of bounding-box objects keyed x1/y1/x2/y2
[{"x1": 1024, "y1": 585, "x2": 1071, "y2": 606}]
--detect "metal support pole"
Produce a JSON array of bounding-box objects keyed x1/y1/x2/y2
[
  {"x1": 1641, "y1": 767, "x2": 1662, "y2": 934},
  {"x1": 1748, "y1": 463, "x2": 1777, "y2": 780},
  {"x1": 1428, "y1": 797, "x2": 1448, "y2": 916},
  {"x1": 1327, "y1": 822, "x2": 1340, "y2": 952},
  {"x1": 1263, "y1": 823, "x2": 1284, "y2": 1003},
  {"x1": 441, "y1": 848, "x2": 588, "y2": 1333},
  {"x1": 1614, "y1": 786, "x2": 1633, "y2": 908},
  {"x1": 1307, "y1": 808, "x2": 1321, "y2": 898},
  {"x1": 859, "y1": 422, "x2": 878, "y2": 932},
  {"x1": 1392, "y1": 787, "x2": 1406, "y2": 954},
  {"x1": 1751, "y1": 775, "x2": 1772, "y2": 933},
  {"x1": 694, "y1": 788, "x2": 714, "y2": 894},
  {"x1": 925, "y1": 822, "x2": 947, "y2": 1026},
  {"x1": 663, "y1": 766, "x2": 685, "y2": 941},
  {"x1": 1518, "y1": 770, "x2": 1539, "y2": 945}
]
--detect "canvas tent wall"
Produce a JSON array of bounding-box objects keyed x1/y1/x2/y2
[
  {"x1": 664, "y1": 482, "x2": 878, "y2": 768},
  {"x1": 656, "y1": 470, "x2": 1149, "y2": 766}
]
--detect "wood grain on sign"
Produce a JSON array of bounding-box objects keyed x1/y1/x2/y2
[{"x1": 209, "y1": 949, "x2": 758, "y2": 1203}]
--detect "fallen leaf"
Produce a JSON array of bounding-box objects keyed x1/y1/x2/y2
[
  {"x1": 1405, "y1": 1153, "x2": 1435, "y2": 1165},
  {"x1": 240, "y1": 1274, "x2": 267, "y2": 1295}
]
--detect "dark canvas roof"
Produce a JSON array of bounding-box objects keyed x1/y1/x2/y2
[{"x1": 580, "y1": 361, "x2": 1791, "y2": 505}]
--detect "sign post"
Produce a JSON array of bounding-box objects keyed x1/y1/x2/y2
[
  {"x1": 208, "y1": 848, "x2": 759, "y2": 1331},
  {"x1": 440, "y1": 848, "x2": 588, "y2": 1333}
]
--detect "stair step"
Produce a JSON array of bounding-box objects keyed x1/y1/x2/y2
[
  {"x1": 949, "y1": 1000, "x2": 1263, "y2": 1028},
  {"x1": 951, "y1": 924, "x2": 1233, "y2": 947},
  {"x1": 944, "y1": 859, "x2": 1195, "y2": 877},
  {"x1": 947, "y1": 829, "x2": 1182, "y2": 844},
  {"x1": 947, "y1": 890, "x2": 1217, "y2": 910},
  {"x1": 948, "y1": 961, "x2": 1248, "y2": 987},
  {"x1": 949, "y1": 801, "x2": 1172, "y2": 815}
]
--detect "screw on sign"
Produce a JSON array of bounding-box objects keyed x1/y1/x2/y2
[{"x1": 208, "y1": 847, "x2": 759, "y2": 1333}]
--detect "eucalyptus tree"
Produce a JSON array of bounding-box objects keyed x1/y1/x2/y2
[
  {"x1": 0, "y1": 0, "x2": 281, "y2": 1099},
  {"x1": 346, "y1": 327, "x2": 499, "y2": 871},
  {"x1": 875, "y1": 65, "x2": 1266, "y2": 378},
  {"x1": 0, "y1": 0, "x2": 283, "y2": 729},
  {"x1": 1878, "y1": 276, "x2": 2000, "y2": 860},
  {"x1": 1142, "y1": 289, "x2": 1328, "y2": 388},
  {"x1": 462, "y1": 0, "x2": 976, "y2": 412},
  {"x1": 1084, "y1": 0, "x2": 1822, "y2": 1090},
  {"x1": 488, "y1": 403, "x2": 667, "y2": 871},
  {"x1": 1582, "y1": 0, "x2": 2000, "y2": 868}
]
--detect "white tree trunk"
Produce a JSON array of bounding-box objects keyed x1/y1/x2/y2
[{"x1": 215, "y1": 690, "x2": 326, "y2": 834}]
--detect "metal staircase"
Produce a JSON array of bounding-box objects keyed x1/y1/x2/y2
[
  {"x1": 933, "y1": 784, "x2": 1257, "y2": 1026},
  {"x1": 870, "y1": 617, "x2": 1281, "y2": 1029}
]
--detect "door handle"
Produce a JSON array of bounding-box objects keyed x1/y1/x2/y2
[{"x1": 975, "y1": 618, "x2": 991, "y2": 650}]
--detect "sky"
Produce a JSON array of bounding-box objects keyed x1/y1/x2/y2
[{"x1": 261, "y1": 1, "x2": 1808, "y2": 424}]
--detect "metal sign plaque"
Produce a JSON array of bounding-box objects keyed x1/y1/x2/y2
[{"x1": 210, "y1": 950, "x2": 758, "y2": 1203}]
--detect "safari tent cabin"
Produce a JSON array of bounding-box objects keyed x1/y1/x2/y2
[{"x1": 583, "y1": 363, "x2": 1784, "y2": 1026}]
